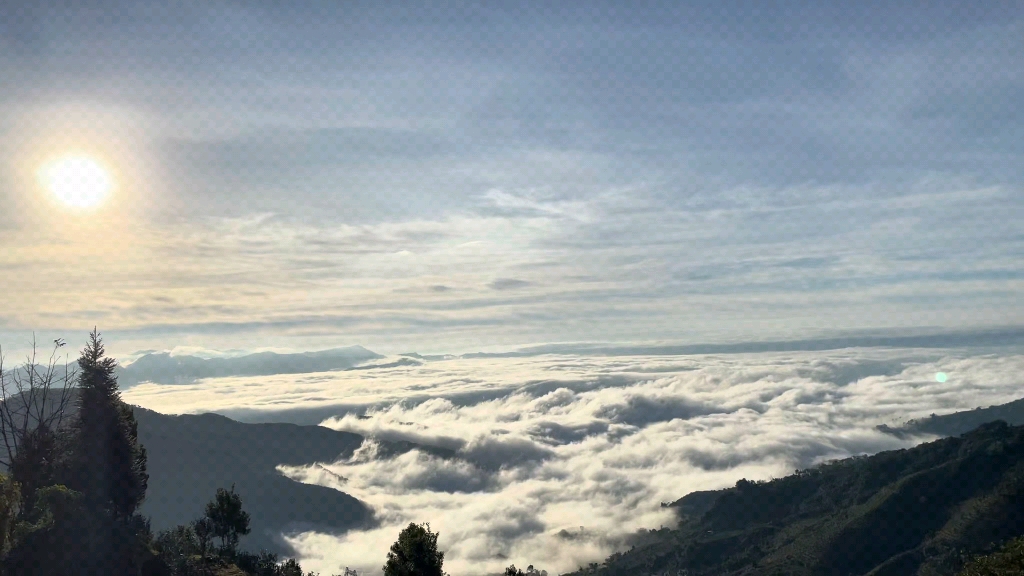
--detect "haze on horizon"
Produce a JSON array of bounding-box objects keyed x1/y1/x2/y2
[{"x1": 2, "y1": 2, "x2": 1023, "y2": 356}]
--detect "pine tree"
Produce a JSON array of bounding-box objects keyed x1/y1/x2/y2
[
  {"x1": 67, "y1": 329, "x2": 148, "y2": 519},
  {"x1": 60, "y1": 329, "x2": 150, "y2": 574}
]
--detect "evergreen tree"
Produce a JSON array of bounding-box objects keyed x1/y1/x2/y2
[
  {"x1": 58, "y1": 329, "x2": 150, "y2": 574},
  {"x1": 67, "y1": 329, "x2": 148, "y2": 518},
  {"x1": 382, "y1": 523, "x2": 446, "y2": 576}
]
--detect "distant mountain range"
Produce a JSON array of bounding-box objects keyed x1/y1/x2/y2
[
  {"x1": 118, "y1": 346, "x2": 383, "y2": 385},
  {"x1": 571, "y1": 418, "x2": 1024, "y2": 576}
]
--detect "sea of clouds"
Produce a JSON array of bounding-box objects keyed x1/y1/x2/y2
[{"x1": 123, "y1": 346, "x2": 1024, "y2": 576}]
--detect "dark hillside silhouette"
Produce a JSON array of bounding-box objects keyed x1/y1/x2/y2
[
  {"x1": 134, "y1": 407, "x2": 377, "y2": 553},
  {"x1": 0, "y1": 383, "x2": 454, "y2": 556},
  {"x1": 577, "y1": 421, "x2": 1024, "y2": 576},
  {"x1": 880, "y1": 396, "x2": 1024, "y2": 438}
]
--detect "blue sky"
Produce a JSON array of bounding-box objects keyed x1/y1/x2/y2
[{"x1": 1, "y1": 1, "x2": 1022, "y2": 355}]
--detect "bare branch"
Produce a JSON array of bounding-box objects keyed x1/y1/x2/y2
[{"x1": 0, "y1": 336, "x2": 77, "y2": 471}]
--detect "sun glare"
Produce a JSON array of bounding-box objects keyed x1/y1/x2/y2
[{"x1": 40, "y1": 156, "x2": 112, "y2": 209}]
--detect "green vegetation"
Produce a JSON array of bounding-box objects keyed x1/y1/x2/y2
[
  {"x1": 957, "y1": 536, "x2": 1024, "y2": 575},
  {"x1": 382, "y1": 523, "x2": 447, "y2": 576},
  {"x1": 205, "y1": 485, "x2": 252, "y2": 555}
]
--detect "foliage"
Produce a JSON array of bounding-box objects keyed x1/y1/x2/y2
[
  {"x1": 957, "y1": 537, "x2": 1024, "y2": 575},
  {"x1": 9, "y1": 423, "x2": 62, "y2": 514},
  {"x1": 154, "y1": 487, "x2": 325, "y2": 576},
  {"x1": 504, "y1": 565, "x2": 546, "y2": 576},
  {"x1": 193, "y1": 516, "x2": 216, "y2": 558},
  {"x1": 3, "y1": 484, "x2": 90, "y2": 574},
  {"x1": 383, "y1": 523, "x2": 447, "y2": 576},
  {"x1": 0, "y1": 474, "x2": 18, "y2": 558},
  {"x1": 154, "y1": 524, "x2": 201, "y2": 575},
  {"x1": 205, "y1": 484, "x2": 252, "y2": 554},
  {"x1": 235, "y1": 550, "x2": 285, "y2": 575}
]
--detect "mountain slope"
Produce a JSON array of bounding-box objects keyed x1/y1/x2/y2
[
  {"x1": 880, "y1": 397, "x2": 1024, "y2": 438},
  {"x1": 135, "y1": 407, "x2": 373, "y2": 554},
  {"x1": 579, "y1": 421, "x2": 1024, "y2": 576},
  {"x1": 134, "y1": 407, "x2": 453, "y2": 555},
  {"x1": 0, "y1": 386, "x2": 442, "y2": 555}
]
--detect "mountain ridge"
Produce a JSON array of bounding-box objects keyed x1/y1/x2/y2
[
  {"x1": 118, "y1": 345, "x2": 383, "y2": 385},
  {"x1": 573, "y1": 420, "x2": 1024, "y2": 576}
]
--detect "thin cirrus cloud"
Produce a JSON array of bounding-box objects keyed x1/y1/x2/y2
[{"x1": 121, "y1": 345, "x2": 1024, "y2": 575}]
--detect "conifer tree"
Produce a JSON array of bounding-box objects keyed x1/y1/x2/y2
[
  {"x1": 67, "y1": 329, "x2": 148, "y2": 519},
  {"x1": 60, "y1": 329, "x2": 150, "y2": 574}
]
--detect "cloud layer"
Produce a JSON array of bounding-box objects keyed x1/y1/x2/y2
[
  {"x1": 123, "y1": 346, "x2": 1024, "y2": 575},
  {"x1": 1, "y1": 4, "x2": 1022, "y2": 354}
]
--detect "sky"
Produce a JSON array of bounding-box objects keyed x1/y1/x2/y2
[{"x1": 2, "y1": 1, "x2": 1023, "y2": 356}]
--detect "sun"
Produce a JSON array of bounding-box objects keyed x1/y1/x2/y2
[{"x1": 40, "y1": 155, "x2": 113, "y2": 209}]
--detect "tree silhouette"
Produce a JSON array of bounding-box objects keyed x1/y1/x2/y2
[
  {"x1": 66, "y1": 329, "x2": 148, "y2": 520},
  {"x1": 383, "y1": 523, "x2": 446, "y2": 576},
  {"x1": 192, "y1": 516, "x2": 215, "y2": 559},
  {"x1": 0, "y1": 337, "x2": 76, "y2": 513},
  {"x1": 204, "y1": 484, "x2": 251, "y2": 554},
  {"x1": 42, "y1": 329, "x2": 153, "y2": 574}
]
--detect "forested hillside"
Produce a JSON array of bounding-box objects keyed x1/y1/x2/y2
[
  {"x1": 880, "y1": 398, "x2": 1024, "y2": 439},
  {"x1": 570, "y1": 420, "x2": 1024, "y2": 576}
]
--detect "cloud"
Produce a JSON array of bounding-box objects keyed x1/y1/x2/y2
[
  {"x1": 595, "y1": 395, "x2": 723, "y2": 427},
  {"x1": 487, "y1": 278, "x2": 532, "y2": 291},
  {"x1": 123, "y1": 346, "x2": 1024, "y2": 575},
  {"x1": 1, "y1": 4, "x2": 1023, "y2": 357}
]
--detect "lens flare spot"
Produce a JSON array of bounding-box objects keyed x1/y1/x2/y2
[{"x1": 935, "y1": 372, "x2": 948, "y2": 383}]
